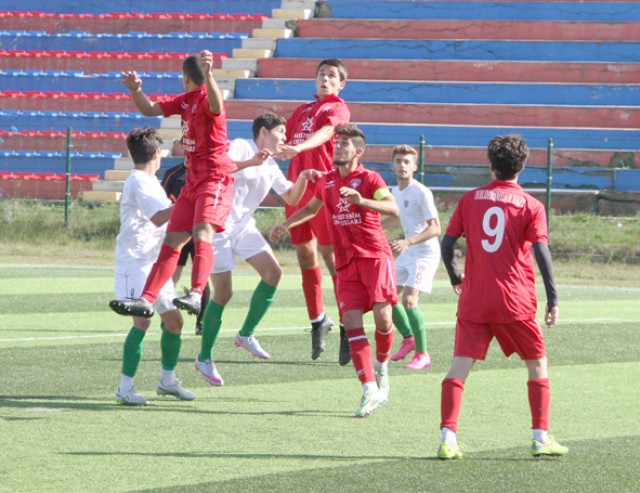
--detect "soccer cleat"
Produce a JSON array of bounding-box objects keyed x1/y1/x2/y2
[
  {"x1": 155, "y1": 380, "x2": 196, "y2": 401},
  {"x1": 311, "y1": 315, "x2": 333, "y2": 360},
  {"x1": 109, "y1": 298, "x2": 154, "y2": 318},
  {"x1": 338, "y1": 324, "x2": 351, "y2": 366},
  {"x1": 172, "y1": 291, "x2": 201, "y2": 316},
  {"x1": 374, "y1": 362, "x2": 390, "y2": 401},
  {"x1": 116, "y1": 386, "x2": 148, "y2": 406},
  {"x1": 194, "y1": 358, "x2": 224, "y2": 386},
  {"x1": 405, "y1": 351, "x2": 431, "y2": 370},
  {"x1": 355, "y1": 390, "x2": 386, "y2": 418},
  {"x1": 195, "y1": 321, "x2": 203, "y2": 336},
  {"x1": 234, "y1": 333, "x2": 271, "y2": 359},
  {"x1": 390, "y1": 336, "x2": 415, "y2": 361},
  {"x1": 437, "y1": 442, "x2": 463, "y2": 460},
  {"x1": 531, "y1": 436, "x2": 569, "y2": 457}
]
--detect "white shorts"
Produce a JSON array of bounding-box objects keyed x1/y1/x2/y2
[
  {"x1": 114, "y1": 260, "x2": 176, "y2": 315},
  {"x1": 212, "y1": 222, "x2": 272, "y2": 274},
  {"x1": 395, "y1": 251, "x2": 440, "y2": 294}
]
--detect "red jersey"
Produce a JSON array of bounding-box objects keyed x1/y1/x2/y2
[
  {"x1": 314, "y1": 164, "x2": 393, "y2": 270},
  {"x1": 446, "y1": 180, "x2": 548, "y2": 323},
  {"x1": 286, "y1": 94, "x2": 350, "y2": 178},
  {"x1": 158, "y1": 85, "x2": 236, "y2": 187}
]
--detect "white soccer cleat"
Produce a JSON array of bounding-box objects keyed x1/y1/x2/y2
[
  {"x1": 374, "y1": 361, "x2": 390, "y2": 402},
  {"x1": 194, "y1": 358, "x2": 224, "y2": 386},
  {"x1": 155, "y1": 379, "x2": 196, "y2": 401},
  {"x1": 116, "y1": 386, "x2": 148, "y2": 406},
  {"x1": 233, "y1": 333, "x2": 271, "y2": 359}
]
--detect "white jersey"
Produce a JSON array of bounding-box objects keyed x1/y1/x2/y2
[
  {"x1": 224, "y1": 138, "x2": 292, "y2": 235},
  {"x1": 115, "y1": 169, "x2": 170, "y2": 266},
  {"x1": 391, "y1": 180, "x2": 440, "y2": 259}
]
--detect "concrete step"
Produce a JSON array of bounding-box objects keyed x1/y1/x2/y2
[
  {"x1": 81, "y1": 190, "x2": 121, "y2": 202},
  {"x1": 104, "y1": 169, "x2": 131, "y2": 181}
]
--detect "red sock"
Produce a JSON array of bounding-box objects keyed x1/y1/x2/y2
[
  {"x1": 331, "y1": 274, "x2": 342, "y2": 323},
  {"x1": 374, "y1": 324, "x2": 394, "y2": 363},
  {"x1": 440, "y1": 378, "x2": 465, "y2": 432},
  {"x1": 346, "y1": 328, "x2": 375, "y2": 384},
  {"x1": 528, "y1": 378, "x2": 550, "y2": 430},
  {"x1": 191, "y1": 240, "x2": 213, "y2": 295},
  {"x1": 141, "y1": 244, "x2": 181, "y2": 303},
  {"x1": 301, "y1": 266, "x2": 323, "y2": 320}
]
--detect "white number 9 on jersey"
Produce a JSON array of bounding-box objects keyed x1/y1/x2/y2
[{"x1": 481, "y1": 206, "x2": 505, "y2": 253}]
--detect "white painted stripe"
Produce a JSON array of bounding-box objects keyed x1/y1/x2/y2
[{"x1": 0, "y1": 317, "x2": 637, "y2": 343}]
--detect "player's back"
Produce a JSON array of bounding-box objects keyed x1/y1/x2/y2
[{"x1": 447, "y1": 180, "x2": 548, "y2": 323}]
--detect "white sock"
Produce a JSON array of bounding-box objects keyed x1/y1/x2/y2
[
  {"x1": 362, "y1": 381, "x2": 378, "y2": 394},
  {"x1": 160, "y1": 369, "x2": 176, "y2": 386},
  {"x1": 119, "y1": 375, "x2": 134, "y2": 391},
  {"x1": 441, "y1": 427, "x2": 457, "y2": 446},
  {"x1": 533, "y1": 429, "x2": 549, "y2": 443},
  {"x1": 311, "y1": 312, "x2": 326, "y2": 324}
]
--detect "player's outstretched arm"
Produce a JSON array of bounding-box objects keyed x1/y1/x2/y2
[
  {"x1": 279, "y1": 124, "x2": 335, "y2": 159},
  {"x1": 200, "y1": 50, "x2": 224, "y2": 115},
  {"x1": 533, "y1": 242, "x2": 559, "y2": 327},
  {"x1": 119, "y1": 71, "x2": 164, "y2": 117},
  {"x1": 340, "y1": 188, "x2": 399, "y2": 217},
  {"x1": 391, "y1": 217, "x2": 441, "y2": 255},
  {"x1": 281, "y1": 169, "x2": 322, "y2": 206},
  {"x1": 269, "y1": 197, "x2": 323, "y2": 242}
]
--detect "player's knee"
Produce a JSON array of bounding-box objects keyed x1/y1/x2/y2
[
  {"x1": 215, "y1": 289, "x2": 233, "y2": 306},
  {"x1": 262, "y1": 265, "x2": 283, "y2": 286}
]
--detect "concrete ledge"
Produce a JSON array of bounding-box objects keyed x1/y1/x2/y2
[
  {"x1": 252, "y1": 28, "x2": 293, "y2": 39},
  {"x1": 81, "y1": 190, "x2": 121, "y2": 202},
  {"x1": 233, "y1": 48, "x2": 272, "y2": 59},
  {"x1": 104, "y1": 169, "x2": 130, "y2": 181}
]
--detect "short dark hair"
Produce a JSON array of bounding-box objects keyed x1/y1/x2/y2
[
  {"x1": 335, "y1": 123, "x2": 366, "y2": 150},
  {"x1": 252, "y1": 112, "x2": 286, "y2": 140},
  {"x1": 316, "y1": 59, "x2": 348, "y2": 82},
  {"x1": 127, "y1": 127, "x2": 163, "y2": 165},
  {"x1": 487, "y1": 134, "x2": 529, "y2": 180},
  {"x1": 183, "y1": 54, "x2": 205, "y2": 85}
]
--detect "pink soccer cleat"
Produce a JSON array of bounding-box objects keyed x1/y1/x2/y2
[
  {"x1": 405, "y1": 351, "x2": 431, "y2": 370},
  {"x1": 390, "y1": 336, "x2": 415, "y2": 361}
]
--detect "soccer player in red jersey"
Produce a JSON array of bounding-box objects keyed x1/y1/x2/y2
[
  {"x1": 271, "y1": 124, "x2": 399, "y2": 417},
  {"x1": 278, "y1": 59, "x2": 351, "y2": 362},
  {"x1": 110, "y1": 50, "x2": 242, "y2": 319},
  {"x1": 437, "y1": 134, "x2": 568, "y2": 459}
]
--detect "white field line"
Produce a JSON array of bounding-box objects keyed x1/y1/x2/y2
[{"x1": 0, "y1": 317, "x2": 636, "y2": 343}]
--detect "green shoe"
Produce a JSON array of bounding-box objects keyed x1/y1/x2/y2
[
  {"x1": 355, "y1": 391, "x2": 385, "y2": 418},
  {"x1": 437, "y1": 442, "x2": 463, "y2": 460},
  {"x1": 374, "y1": 362, "x2": 390, "y2": 401},
  {"x1": 531, "y1": 436, "x2": 569, "y2": 457}
]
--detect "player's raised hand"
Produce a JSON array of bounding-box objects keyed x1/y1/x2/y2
[
  {"x1": 200, "y1": 50, "x2": 213, "y2": 73},
  {"x1": 299, "y1": 169, "x2": 322, "y2": 182},
  {"x1": 277, "y1": 144, "x2": 300, "y2": 160},
  {"x1": 119, "y1": 71, "x2": 142, "y2": 92},
  {"x1": 340, "y1": 186, "x2": 362, "y2": 205},
  {"x1": 545, "y1": 304, "x2": 559, "y2": 328},
  {"x1": 269, "y1": 223, "x2": 288, "y2": 242}
]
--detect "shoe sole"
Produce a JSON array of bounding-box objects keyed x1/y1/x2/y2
[
  {"x1": 156, "y1": 389, "x2": 196, "y2": 401},
  {"x1": 405, "y1": 362, "x2": 431, "y2": 370},
  {"x1": 194, "y1": 363, "x2": 224, "y2": 386},
  {"x1": 233, "y1": 339, "x2": 270, "y2": 359},
  {"x1": 172, "y1": 299, "x2": 200, "y2": 316},
  {"x1": 356, "y1": 399, "x2": 386, "y2": 418},
  {"x1": 109, "y1": 300, "x2": 153, "y2": 318}
]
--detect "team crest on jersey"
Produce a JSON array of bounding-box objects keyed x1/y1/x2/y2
[
  {"x1": 180, "y1": 102, "x2": 188, "y2": 110},
  {"x1": 350, "y1": 178, "x2": 362, "y2": 188},
  {"x1": 301, "y1": 117, "x2": 314, "y2": 132},
  {"x1": 336, "y1": 197, "x2": 351, "y2": 213},
  {"x1": 404, "y1": 199, "x2": 409, "y2": 208},
  {"x1": 325, "y1": 180, "x2": 335, "y2": 188}
]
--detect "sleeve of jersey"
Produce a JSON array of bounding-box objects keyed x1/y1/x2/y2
[
  {"x1": 272, "y1": 166, "x2": 293, "y2": 196},
  {"x1": 133, "y1": 180, "x2": 170, "y2": 220},
  {"x1": 526, "y1": 200, "x2": 549, "y2": 244},
  {"x1": 370, "y1": 172, "x2": 392, "y2": 200},
  {"x1": 157, "y1": 94, "x2": 182, "y2": 117},
  {"x1": 322, "y1": 102, "x2": 351, "y2": 128},
  {"x1": 420, "y1": 188, "x2": 438, "y2": 221},
  {"x1": 228, "y1": 139, "x2": 251, "y2": 162},
  {"x1": 445, "y1": 201, "x2": 464, "y2": 237}
]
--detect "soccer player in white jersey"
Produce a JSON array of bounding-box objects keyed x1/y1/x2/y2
[
  {"x1": 194, "y1": 113, "x2": 320, "y2": 386},
  {"x1": 112, "y1": 127, "x2": 195, "y2": 405},
  {"x1": 383, "y1": 145, "x2": 441, "y2": 370}
]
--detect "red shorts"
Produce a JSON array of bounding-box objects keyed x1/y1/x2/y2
[
  {"x1": 453, "y1": 317, "x2": 546, "y2": 361},
  {"x1": 285, "y1": 187, "x2": 331, "y2": 246},
  {"x1": 337, "y1": 257, "x2": 397, "y2": 313},
  {"x1": 167, "y1": 174, "x2": 234, "y2": 234}
]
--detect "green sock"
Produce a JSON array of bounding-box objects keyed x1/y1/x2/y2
[
  {"x1": 122, "y1": 327, "x2": 146, "y2": 377},
  {"x1": 160, "y1": 326, "x2": 182, "y2": 371},
  {"x1": 392, "y1": 304, "x2": 413, "y2": 339},
  {"x1": 199, "y1": 301, "x2": 225, "y2": 361},
  {"x1": 406, "y1": 306, "x2": 427, "y2": 353},
  {"x1": 239, "y1": 280, "x2": 277, "y2": 337}
]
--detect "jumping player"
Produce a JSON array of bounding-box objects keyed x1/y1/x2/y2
[
  {"x1": 110, "y1": 50, "x2": 239, "y2": 319},
  {"x1": 438, "y1": 134, "x2": 568, "y2": 459},
  {"x1": 383, "y1": 145, "x2": 441, "y2": 370},
  {"x1": 271, "y1": 124, "x2": 399, "y2": 417},
  {"x1": 278, "y1": 59, "x2": 351, "y2": 363}
]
